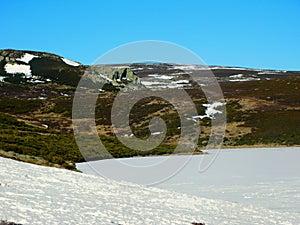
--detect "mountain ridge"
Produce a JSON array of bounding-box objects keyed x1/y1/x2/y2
[
  {"x1": 0, "y1": 49, "x2": 142, "y2": 88},
  {"x1": 0, "y1": 49, "x2": 300, "y2": 169}
]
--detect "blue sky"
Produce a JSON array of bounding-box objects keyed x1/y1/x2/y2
[{"x1": 1, "y1": 0, "x2": 300, "y2": 70}]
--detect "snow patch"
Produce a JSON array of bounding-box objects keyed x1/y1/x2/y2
[
  {"x1": 173, "y1": 65, "x2": 209, "y2": 71},
  {"x1": 193, "y1": 102, "x2": 225, "y2": 120},
  {"x1": 167, "y1": 83, "x2": 191, "y2": 89},
  {"x1": 229, "y1": 78, "x2": 261, "y2": 82},
  {"x1": 257, "y1": 70, "x2": 286, "y2": 75},
  {"x1": 132, "y1": 67, "x2": 144, "y2": 70},
  {"x1": 212, "y1": 66, "x2": 250, "y2": 70},
  {"x1": 229, "y1": 74, "x2": 262, "y2": 82},
  {"x1": 112, "y1": 65, "x2": 127, "y2": 69},
  {"x1": 172, "y1": 80, "x2": 190, "y2": 84},
  {"x1": 229, "y1": 74, "x2": 244, "y2": 78},
  {"x1": 203, "y1": 102, "x2": 225, "y2": 108},
  {"x1": 30, "y1": 79, "x2": 44, "y2": 84},
  {"x1": 61, "y1": 58, "x2": 80, "y2": 66},
  {"x1": 148, "y1": 74, "x2": 173, "y2": 80},
  {"x1": 141, "y1": 81, "x2": 162, "y2": 86},
  {"x1": 4, "y1": 63, "x2": 31, "y2": 76},
  {"x1": 16, "y1": 53, "x2": 39, "y2": 63},
  {"x1": 98, "y1": 73, "x2": 113, "y2": 82},
  {"x1": 0, "y1": 76, "x2": 6, "y2": 82}
]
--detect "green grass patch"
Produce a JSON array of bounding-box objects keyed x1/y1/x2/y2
[{"x1": 237, "y1": 110, "x2": 300, "y2": 145}]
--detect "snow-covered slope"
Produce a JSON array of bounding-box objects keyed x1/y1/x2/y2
[
  {"x1": 0, "y1": 157, "x2": 299, "y2": 225},
  {"x1": 128, "y1": 63, "x2": 300, "y2": 89},
  {"x1": 0, "y1": 49, "x2": 83, "y2": 86}
]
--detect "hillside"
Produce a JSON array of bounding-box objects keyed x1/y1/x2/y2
[{"x1": 1, "y1": 49, "x2": 300, "y2": 169}]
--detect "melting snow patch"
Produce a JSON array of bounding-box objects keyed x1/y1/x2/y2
[
  {"x1": 193, "y1": 102, "x2": 225, "y2": 120},
  {"x1": 172, "y1": 80, "x2": 190, "y2": 84},
  {"x1": 148, "y1": 74, "x2": 173, "y2": 80},
  {"x1": 257, "y1": 70, "x2": 286, "y2": 75},
  {"x1": 0, "y1": 76, "x2": 6, "y2": 82},
  {"x1": 211, "y1": 67, "x2": 250, "y2": 70},
  {"x1": 98, "y1": 73, "x2": 113, "y2": 82},
  {"x1": 173, "y1": 65, "x2": 209, "y2": 71},
  {"x1": 167, "y1": 83, "x2": 190, "y2": 89},
  {"x1": 112, "y1": 65, "x2": 127, "y2": 69},
  {"x1": 61, "y1": 58, "x2": 80, "y2": 66},
  {"x1": 132, "y1": 67, "x2": 144, "y2": 70},
  {"x1": 16, "y1": 53, "x2": 39, "y2": 63},
  {"x1": 229, "y1": 78, "x2": 260, "y2": 82},
  {"x1": 4, "y1": 63, "x2": 31, "y2": 76},
  {"x1": 141, "y1": 80, "x2": 191, "y2": 89},
  {"x1": 141, "y1": 81, "x2": 162, "y2": 86},
  {"x1": 229, "y1": 74, "x2": 244, "y2": 78},
  {"x1": 30, "y1": 79, "x2": 44, "y2": 84}
]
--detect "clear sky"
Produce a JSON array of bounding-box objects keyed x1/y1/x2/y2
[{"x1": 1, "y1": 0, "x2": 300, "y2": 70}]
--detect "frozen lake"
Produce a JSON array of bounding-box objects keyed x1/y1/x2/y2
[{"x1": 77, "y1": 147, "x2": 300, "y2": 214}]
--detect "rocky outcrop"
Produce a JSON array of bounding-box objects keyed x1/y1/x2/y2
[{"x1": 85, "y1": 65, "x2": 141, "y2": 90}]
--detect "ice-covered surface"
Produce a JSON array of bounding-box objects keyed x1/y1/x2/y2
[
  {"x1": 61, "y1": 57, "x2": 80, "y2": 66},
  {"x1": 78, "y1": 148, "x2": 300, "y2": 215},
  {"x1": 156, "y1": 148, "x2": 300, "y2": 214},
  {"x1": 16, "y1": 53, "x2": 38, "y2": 63},
  {"x1": 4, "y1": 63, "x2": 31, "y2": 76},
  {"x1": 87, "y1": 147, "x2": 299, "y2": 215},
  {"x1": 1, "y1": 157, "x2": 299, "y2": 224}
]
